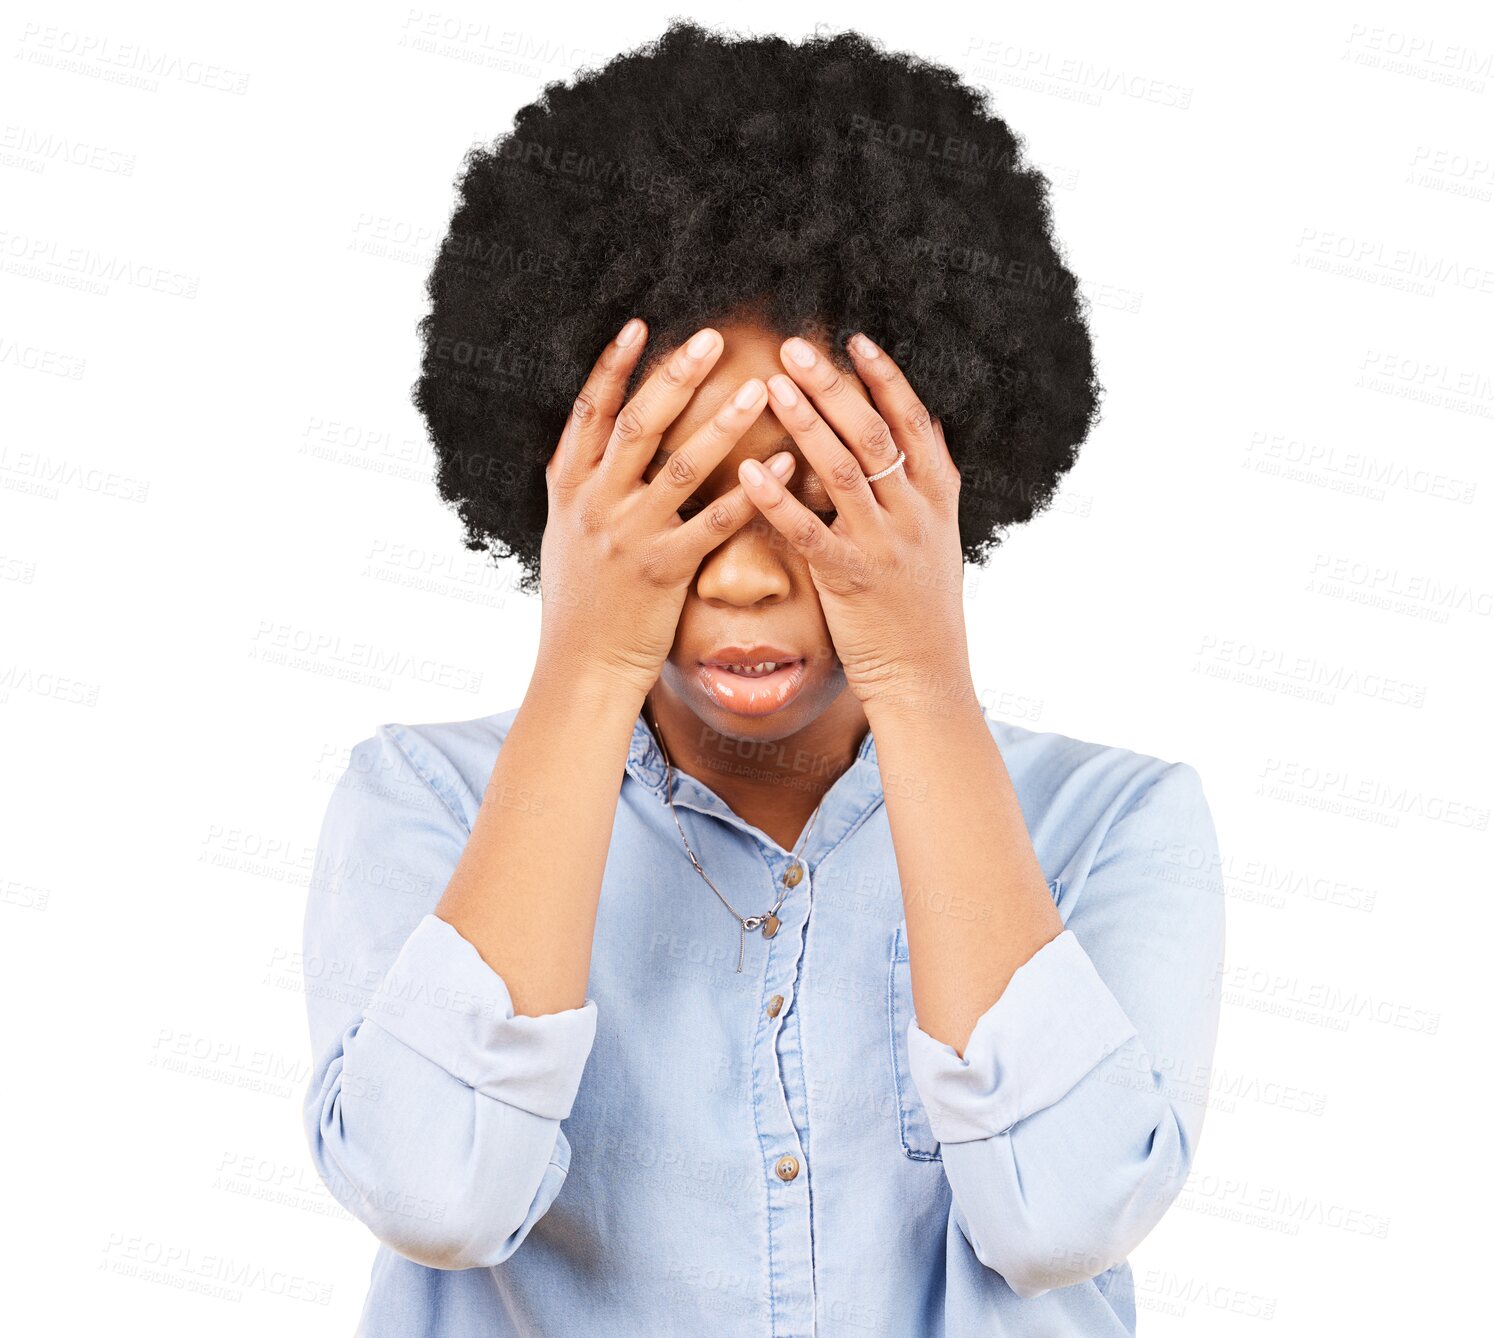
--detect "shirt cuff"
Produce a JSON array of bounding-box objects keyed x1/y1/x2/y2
[
  {"x1": 904, "y1": 929, "x2": 1138, "y2": 1144},
  {"x1": 360, "y1": 913, "x2": 598, "y2": 1121}
]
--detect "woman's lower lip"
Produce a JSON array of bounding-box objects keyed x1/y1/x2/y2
[{"x1": 696, "y1": 659, "x2": 809, "y2": 716}]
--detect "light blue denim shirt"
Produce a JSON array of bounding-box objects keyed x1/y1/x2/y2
[{"x1": 300, "y1": 705, "x2": 1224, "y2": 1336}]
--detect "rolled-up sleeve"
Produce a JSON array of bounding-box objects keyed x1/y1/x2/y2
[
  {"x1": 301, "y1": 726, "x2": 598, "y2": 1271},
  {"x1": 907, "y1": 929, "x2": 1138, "y2": 1144},
  {"x1": 903, "y1": 761, "x2": 1224, "y2": 1299}
]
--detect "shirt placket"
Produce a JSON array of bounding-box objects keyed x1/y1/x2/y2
[
  {"x1": 754, "y1": 846, "x2": 817, "y2": 1338},
  {"x1": 623, "y1": 712, "x2": 881, "y2": 1338}
]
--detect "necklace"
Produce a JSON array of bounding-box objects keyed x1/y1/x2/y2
[{"x1": 648, "y1": 709, "x2": 824, "y2": 974}]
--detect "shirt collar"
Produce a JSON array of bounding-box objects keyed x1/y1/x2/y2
[{"x1": 623, "y1": 708, "x2": 883, "y2": 856}]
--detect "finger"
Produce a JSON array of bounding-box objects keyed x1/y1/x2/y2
[
  {"x1": 843, "y1": 332, "x2": 943, "y2": 476},
  {"x1": 639, "y1": 377, "x2": 769, "y2": 527},
  {"x1": 736, "y1": 452, "x2": 858, "y2": 578},
  {"x1": 551, "y1": 317, "x2": 647, "y2": 487},
  {"x1": 779, "y1": 336, "x2": 912, "y2": 501},
  {"x1": 599, "y1": 327, "x2": 724, "y2": 484},
  {"x1": 925, "y1": 414, "x2": 961, "y2": 512},
  {"x1": 764, "y1": 372, "x2": 881, "y2": 527},
  {"x1": 663, "y1": 450, "x2": 797, "y2": 575}
]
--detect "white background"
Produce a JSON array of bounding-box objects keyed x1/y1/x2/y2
[{"x1": 3, "y1": 0, "x2": 1490, "y2": 1333}]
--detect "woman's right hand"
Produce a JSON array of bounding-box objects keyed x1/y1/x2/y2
[{"x1": 535, "y1": 319, "x2": 794, "y2": 700}]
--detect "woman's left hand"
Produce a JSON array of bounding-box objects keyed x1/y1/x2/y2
[{"x1": 737, "y1": 332, "x2": 973, "y2": 713}]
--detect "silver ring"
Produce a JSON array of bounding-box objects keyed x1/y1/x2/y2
[{"x1": 864, "y1": 449, "x2": 906, "y2": 483}]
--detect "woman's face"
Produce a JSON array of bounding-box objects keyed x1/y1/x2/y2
[{"x1": 641, "y1": 319, "x2": 876, "y2": 744}]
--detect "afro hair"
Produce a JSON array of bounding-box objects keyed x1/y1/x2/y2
[{"x1": 412, "y1": 19, "x2": 1103, "y2": 595}]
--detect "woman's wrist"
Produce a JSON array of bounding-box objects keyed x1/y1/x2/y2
[
  {"x1": 859, "y1": 659, "x2": 983, "y2": 732},
  {"x1": 527, "y1": 648, "x2": 651, "y2": 721}
]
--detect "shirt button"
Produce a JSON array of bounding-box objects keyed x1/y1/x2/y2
[
  {"x1": 775, "y1": 1155, "x2": 800, "y2": 1181},
  {"x1": 766, "y1": 994, "x2": 784, "y2": 1018},
  {"x1": 782, "y1": 862, "x2": 803, "y2": 887}
]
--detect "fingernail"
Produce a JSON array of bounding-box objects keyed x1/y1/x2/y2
[
  {"x1": 768, "y1": 374, "x2": 798, "y2": 406},
  {"x1": 688, "y1": 328, "x2": 719, "y2": 358},
  {"x1": 616, "y1": 318, "x2": 643, "y2": 348},
  {"x1": 734, "y1": 379, "x2": 764, "y2": 409},
  {"x1": 767, "y1": 452, "x2": 795, "y2": 478},
  {"x1": 785, "y1": 338, "x2": 817, "y2": 367},
  {"x1": 850, "y1": 332, "x2": 880, "y2": 359},
  {"x1": 741, "y1": 458, "x2": 766, "y2": 485}
]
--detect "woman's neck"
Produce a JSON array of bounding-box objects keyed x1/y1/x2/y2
[{"x1": 643, "y1": 687, "x2": 870, "y2": 851}]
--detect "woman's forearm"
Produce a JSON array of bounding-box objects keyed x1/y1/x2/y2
[
  {"x1": 434, "y1": 659, "x2": 645, "y2": 1017},
  {"x1": 866, "y1": 672, "x2": 1065, "y2": 1057}
]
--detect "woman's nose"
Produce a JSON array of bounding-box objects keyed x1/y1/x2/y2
[{"x1": 693, "y1": 518, "x2": 792, "y2": 606}]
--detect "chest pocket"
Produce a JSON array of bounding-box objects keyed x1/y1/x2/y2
[{"x1": 886, "y1": 923, "x2": 941, "y2": 1161}]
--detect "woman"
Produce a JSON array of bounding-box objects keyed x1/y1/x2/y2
[{"x1": 302, "y1": 21, "x2": 1224, "y2": 1336}]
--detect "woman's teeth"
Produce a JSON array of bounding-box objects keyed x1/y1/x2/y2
[{"x1": 724, "y1": 662, "x2": 785, "y2": 677}]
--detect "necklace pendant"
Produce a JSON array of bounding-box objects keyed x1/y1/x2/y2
[{"x1": 761, "y1": 914, "x2": 781, "y2": 939}]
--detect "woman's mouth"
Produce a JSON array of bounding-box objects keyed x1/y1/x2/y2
[{"x1": 697, "y1": 653, "x2": 809, "y2": 715}]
